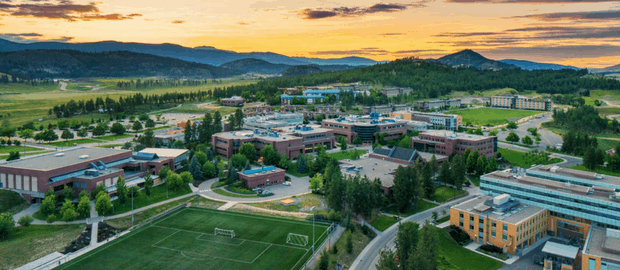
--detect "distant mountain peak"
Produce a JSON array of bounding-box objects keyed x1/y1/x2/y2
[
  {"x1": 435, "y1": 49, "x2": 516, "y2": 70},
  {"x1": 194, "y1": 46, "x2": 219, "y2": 50}
]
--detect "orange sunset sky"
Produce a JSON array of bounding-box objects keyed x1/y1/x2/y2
[{"x1": 1, "y1": 0, "x2": 619, "y2": 68}]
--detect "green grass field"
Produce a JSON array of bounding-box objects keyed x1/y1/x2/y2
[
  {"x1": 44, "y1": 138, "x2": 101, "y2": 147},
  {"x1": 383, "y1": 199, "x2": 439, "y2": 217},
  {"x1": 436, "y1": 227, "x2": 503, "y2": 270},
  {"x1": 0, "y1": 145, "x2": 42, "y2": 154},
  {"x1": 369, "y1": 215, "x2": 400, "y2": 231},
  {"x1": 498, "y1": 148, "x2": 563, "y2": 168},
  {"x1": 328, "y1": 149, "x2": 367, "y2": 161},
  {"x1": 432, "y1": 186, "x2": 467, "y2": 203},
  {"x1": 56, "y1": 207, "x2": 331, "y2": 270},
  {"x1": 448, "y1": 108, "x2": 539, "y2": 126}
]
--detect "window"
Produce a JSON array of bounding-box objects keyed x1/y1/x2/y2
[
  {"x1": 470, "y1": 225, "x2": 474, "y2": 231},
  {"x1": 470, "y1": 216, "x2": 474, "y2": 222},
  {"x1": 491, "y1": 221, "x2": 496, "y2": 228},
  {"x1": 479, "y1": 217, "x2": 484, "y2": 224},
  {"x1": 459, "y1": 212, "x2": 464, "y2": 219},
  {"x1": 491, "y1": 230, "x2": 496, "y2": 238},
  {"x1": 503, "y1": 224, "x2": 508, "y2": 232},
  {"x1": 502, "y1": 233, "x2": 507, "y2": 241},
  {"x1": 459, "y1": 221, "x2": 463, "y2": 228}
]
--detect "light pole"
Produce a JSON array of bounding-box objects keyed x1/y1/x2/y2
[{"x1": 310, "y1": 206, "x2": 315, "y2": 254}]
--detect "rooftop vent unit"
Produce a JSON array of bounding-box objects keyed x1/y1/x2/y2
[
  {"x1": 55, "y1": 153, "x2": 65, "y2": 157},
  {"x1": 79, "y1": 155, "x2": 89, "y2": 159}
]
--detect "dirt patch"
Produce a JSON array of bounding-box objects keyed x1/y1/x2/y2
[{"x1": 232, "y1": 204, "x2": 311, "y2": 218}]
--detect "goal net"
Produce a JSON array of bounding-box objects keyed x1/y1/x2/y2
[
  {"x1": 214, "y1": 228, "x2": 236, "y2": 238},
  {"x1": 286, "y1": 233, "x2": 309, "y2": 247}
]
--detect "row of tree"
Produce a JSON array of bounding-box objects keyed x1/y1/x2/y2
[{"x1": 377, "y1": 221, "x2": 438, "y2": 270}]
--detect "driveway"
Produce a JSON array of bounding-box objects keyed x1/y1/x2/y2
[
  {"x1": 198, "y1": 174, "x2": 311, "y2": 203},
  {"x1": 491, "y1": 114, "x2": 562, "y2": 151}
]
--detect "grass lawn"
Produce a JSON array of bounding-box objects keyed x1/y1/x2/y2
[
  {"x1": 109, "y1": 184, "x2": 192, "y2": 216},
  {"x1": 0, "y1": 190, "x2": 29, "y2": 214},
  {"x1": 435, "y1": 227, "x2": 503, "y2": 270},
  {"x1": 106, "y1": 195, "x2": 225, "y2": 230},
  {"x1": 498, "y1": 148, "x2": 563, "y2": 168},
  {"x1": 570, "y1": 164, "x2": 620, "y2": 178},
  {"x1": 0, "y1": 150, "x2": 56, "y2": 160},
  {"x1": 598, "y1": 138, "x2": 619, "y2": 152},
  {"x1": 213, "y1": 188, "x2": 258, "y2": 198},
  {"x1": 329, "y1": 149, "x2": 367, "y2": 161},
  {"x1": 95, "y1": 134, "x2": 134, "y2": 141},
  {"x1": 286, "y1": 166, "x2": 310, "y2": 178},
  {"x1": 468, "y1": 175, "x2": 481, "y2": 187},
  {"x1": 328, "y1": 225, "x2": 373, "y2": 269},
  {"x1": 249, "y1": 194, "x2": 324, "y2": 212},
  {"x1": 369, "y1": 215, "x2": 400, "y2": 231},
  {"x1": 435, "y1": 215, "x2": 450, "y2": 224},
  {"x1": 0, "y1": 145, "x2": 42, "y2": 154},
  {"x1": 0, "y1": 224, "x2": 84, "y2": 270},
  {"x1": 383, "y1": 199, "x2": 439, "y2": 217},
  {"x1": 55, "y1": 207, "x2": 330, "y2": 270},
  {"x1": 448, "y1": 108, "x2": 539, "y2": 126},
  {"x1": 432, "y1": 186, "x2": 467, "y2": 203},
  {"x1": 95, "y1": 144, "x2": 123, "y2": 149},
  {"x1": 44, "y1": 138, "x2": 101, "y2": 147}
]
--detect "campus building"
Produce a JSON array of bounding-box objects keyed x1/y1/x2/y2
[
  {"x1": 303, "y1": 89, "x2": 355, "y2": 100},
  {"x1": 369, "y1": 146, "x2": 448, "y2": 166},
  {"x1": 390, "y1": 111, "x2": 462, "y2": 130},
  {"x1": 238, "y1": 166, "x2": 286, "y2": 189},
  {"x1": 280, "y1": 94, "x2": 326, "y2": 105},
  {"x1": 362, "y1": 105, "x2": 410, "y2": 115},
  {"x1": 243, "y1": 113, "x2": 304, "y2": 130},
  {"x1": 491, "y1": 95, "x2": 552, "y2": 111},
  {"x1": 220, "y1": 96, "x2": 244, "y2": 106},
  {"x1": 321, "y1": 114, "x2": 407, "y2": 144},
  {"x1": 212, "y1": 124, "x2": 336, "y2": 159},
  {"x1": 0, "y1": 147, "x2": 175, "y2": 203},
  {"x1": 450, "y1": 194, "x2": 549, "y2": 255},
  {"x1": 381, "y1": 87, "x2": 413, "y2": 97},
  {"x1": 415, "y1": 99, "x2": 462, "y2": 111},
  {"x1": 583, "y1": 227, "x2": 620, "y2": 270},
  {"x1": 412, "y1": 130, "x2": 498, "y2": 157}
]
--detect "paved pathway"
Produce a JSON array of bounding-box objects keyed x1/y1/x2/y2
[
  {"x1": 217, "y1": 201, "x2": 237, "y2": 210},
  {"x1": 198, "y1": 175, "x2": 311, "y2": 203}
]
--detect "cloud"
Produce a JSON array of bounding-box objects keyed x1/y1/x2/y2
[
  {"x1": 393, "y1": 49, "x2": 447, "y2": 54},
  {"x1": 237, "y1": 21, "x2": 250, "y2": 25},
  {"x1": 446, "y1": 0, "x2": 619, "y2": 3},
  {"x1": 297, "y1": 2, "x2": 422, "y2": 20},
  {"x1": 0, "y1": 0, "x2": 142, "y2": 21},
  {"x1": 514, "y1": 10, "x2": 620, "y2": 21},
  {"x1": 171, "y1": 20, "x2": 185, "y2": 24},
  {"x1": 434, "y1": 31, "x2": 502, "y2": 37},
  {"x1": 380, "y1": 32, "x2": 406, "y2": 36},
  {"x1": 0, "y1": 32, "x2": 73, "y2": 42},
  {"x1": 311, "y1": 47, "x2": 390, "y2": 55}
]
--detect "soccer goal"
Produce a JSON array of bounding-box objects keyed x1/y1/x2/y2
[
  {"x1": 286, "y1": 233, "x2": 309, "y2": 247},
  {"x1": 214, "y1": 228, "x2": 236, "y2": 238}
]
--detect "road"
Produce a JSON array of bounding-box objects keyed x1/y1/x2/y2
[
  {"x1": 491, "y1": 113, "x2": 562, "y2": 151},
  {"x1": 350, "y1": 187, "x2": 481, "y2": 270}
]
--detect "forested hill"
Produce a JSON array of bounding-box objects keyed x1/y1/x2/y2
[
  {"x1": 0, "y1": 50, "x2": 240, "y2": 79},
  {"x1": 216, "y1": 59, "x2": 620, "y2": 104}
]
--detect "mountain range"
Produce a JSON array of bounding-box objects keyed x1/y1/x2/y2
[
  {"x1": 219, "y1": 58, "x2": 355, "y2": 74},
  {"x1": 0, "y1": 39, "x2": 378, "y2": 67},
  {"x1": 433, "y1": 49, "x2": 517, "y2": 70}
]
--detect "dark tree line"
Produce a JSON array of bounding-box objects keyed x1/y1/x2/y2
[
  {"x1": 551, "y1": 105, "x2": 619, "y2": 134},
  {"x1": 115, "y1": 78, "x2": 218, "y2": 90}
]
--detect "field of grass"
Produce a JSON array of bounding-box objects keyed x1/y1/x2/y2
[
  {"x1": 44, "y1": 138, "x2": 101, "y2": 147},
  {"x1": 435, "y1": 215, "x2": 450, "y2": 224},
  {"x1": 286, "y1": 166, "x2": 311, "y2": 178},
  {"x1": 0, "y1": 190, "x2": 29, "y2": 214},
  {"x1": 432, "y1": 186, "x2": 467, "y2": 203},
  {"x1": 95, "y1": 144, "x2": 123, "y2": 149},
  {"x1": 498, "y1": 148, "x2": 563, "y2": 168},
  {"x1": 109, "y1": 185, "x2": 192, "y2": 216},
  {"x1": 448, "y1": 108, "x2": 539, "y2": 126},
  {"x1": 598, "y1": 138, "x2": 619, "y2": 152},
  {"x1": 369, "y1": 215, "x2": 400, "y2": 231},
  {"x1": 0, "y1": 224, "x2": 84, "y2": 270},
  {"x1": 328, "y1": 149, "x2": 367, "y2": 161},
  {"x1": 571, "y1": 164, "x2": 620, "y2": 178},
  {"x1": 383, "y1": 199, "x2": 439, "y2": 217},
  {"x1": 249, "y1": 194, "x2": 324, "y2": 212},
  {"x1": 56, "y1": 207, "x2": 330, "y2": 270},
  {"x1": 0, "y1": 145, "x2": 42, "y2": 154},
  {"x1": 435, "y1": 227, "x2": 503, "y2": 270},
  {"x1": 467, "y1": 175, "x2": 481, "y2": 186},
  {"x1": 213, "y1": 188, "x2": 258, "y2": 198},
  {"x1": 591, "y1": 90, "x2": 620, "y2": 103},
  {"x1": 96, "y1": 134, "x2": 134, "y2": 141}
]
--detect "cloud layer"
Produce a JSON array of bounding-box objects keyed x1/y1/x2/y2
[
  {"x1": 297, "y1": 2, "x2": 421, "y2": 19},
  {"x1": 0, "y1": 0, "x2": 142, "y2": 22}
]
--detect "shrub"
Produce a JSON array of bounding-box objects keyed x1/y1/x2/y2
[
  {"x1": 46, "y1": 214, "x2": 56, "y2": 223},
  {"x1": 447, "y1": 225, "x2": 471, "y2": 245},
  {"x1": 18, "y1": 215, "x2": 33, "y2": 227},
  {"x1": 480, "y1": 244, "x2": 503, "y2": 254}
]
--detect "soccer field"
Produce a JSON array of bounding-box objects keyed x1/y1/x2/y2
[{"x1": 56, "y1": 207, "x2": 332, "y2": 270}]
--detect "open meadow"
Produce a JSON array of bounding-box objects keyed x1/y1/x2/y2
[{"x1": 448, "y1": 108, "x2": 539, "y2": 126}]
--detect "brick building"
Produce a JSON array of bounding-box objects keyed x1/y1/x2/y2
[
  {"x1": 381, "y1": 87, "x2": 413, "y2": 97},
  {"x1": 221, "y1": 96, "x2": 244, "y2": 106},
  {"x1": 0, "y1": 147, "x2": 174, "y2": 203},
  {"x1": 212, "y1": 124, "x2": 336, "y2": 159},
  {"x1": 238, "y1": 166, "x2": 286, "y2": 188},
  {"x1": 322, "y1": 114, "x2": 407, "y2": 144},
  {"x1": 491, "y1": 95, "x2": 552, "y2": 111},
  {"x1": 415, "y1": 99, "x2": 462, "y2": 110},
  {"x1": 391, "y1": 111, "x2": 462, "y2": 130},
  {"x1": 411, "y1": 130, "x2": 498, "y2": 157},
  {"x1": 369, "y1": 146, "x2": 448, "y2": 165}
]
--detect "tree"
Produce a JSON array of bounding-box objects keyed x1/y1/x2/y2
[
  {"x1": 227, "y1": 167, "x2": 238, "y2": 184},
  {"x1": 338, "y1": 136, "x2": 348, "y2": 150},
  {"x1": 138, "y1": 114, "x2": 150, "y2": 121},
  {"x1": 346, "y1": 233, "x2": 353, "y2": 254},
  {"x1": 376, "y1": 249, "x2": 399, "y2": 270},
  {"x1": 0, "y1": 212, "x2": 14, "y2": 240},
  {"x1": 189, "y1": 156, "x2": 203, "y2": 182},
  {"x1": 144, "y1": 174, "x2": 153, "y2": 196},
  {"x1": 395, "y1": 222, "x2": 420, "y2": 270},
  {"x1": 452, "y1": 155, "x2": 466, "y2": 191},
  {"x1": 234, "y1": 108, "x2": 244, "y2": 129},
  {"x1": 92, "y1": 125, "x2": 106, "y2": 136},
  {"x1": 145, "y1": 119, "x2": 156, "y2": 128},
  {"x1": 326, "y1": 165, "x2": 346, "y2": 212},
  {"x1": 319, "y1": 249, "x2": 329, "y2": 270},
  {"x1": 527, "y1": 127, "x2": 538, "y2": 136},
  {"x1": 438, "y1": 161, "x2": 451, "y2": 185},
  {"x1": 213, "y1": 110, "x2": 222, "y2": 133},
  {"x1": 260, "y1": 145, "x2": 280, "y2": 166},
  {"x1": 40, "y1": 192, "x2": 56, "y2": 216},
  {"x1": 61, "y1": 129, "x2": 74, "y2": 141},
  {"x1": 132, "y1": 120, "x2": 143, "y2": 132},
  {"x1": 77, "y1": 195, "x2": 90, "y2": 218},
  {"x1": 18, "y1": 215, "x2": 34, "y2": 227},
  {"x1": 159, "y1": 166, "x2": 171, "y2": 182},
  {"x1": 115, "y1": 177, "x2": 128, "y2": 205},
  {"x1": 506, "y1": 132, "x2": 520, "y2": 143},
  {"x1": 432, "y1": 211, "x2": 439, "y2": 223},
  {"x1": 139, "y1": 129, "x2": 155, "y2": 147},
  {"x1": 507, "y1": 122, "x2": 518, "y2": 129},
  {"x1": 522, "y1": 135, "x2": 533, "y2": 145},
  {"x1": 488, "y1": 130, "x2": 498, "y2": 136},
  {"x1": 397, "y1": 135, "x2": 411, "y2": 149},
  {"x1": 229, "y1": 154, "x2": 248, "y2": 170},
  {"x1": 421, "y1": 162, "x2": 434, "y2": 199},
  {"x1": 297, "y1": 154, "x2": 308, "y2": 173},
  {"x1": 476, "y1": 156, "x2": 487, "y2": 176},
  {"x1": 110, "y1": 123, "x2": 126, "y2": 135},
  {"x1": 77, "y1": 128, "x2": 88, "y2": 138},
  {"x1": 60, "y1": 199, "x2": 76, "y2": 221},
  {"x1": 62, "y1": 185, "x2": 73, "y2": 201},
  {"x1": 239, "y1": 143, "x2": 256, "y2": 162},
  {"x1": 392, "y1": 166, "x2": 412, "y2": 212},
  {"x1": 128, "y1": 186, "x2": 141, "y2": 198},
  {"x1": 6, "y1": 151, "x2": 19, "y2": 161},
  {"x1": 95, "y1": 192, "x2": 112, "y2": 216},
  {"x1": 180, "y1": 171, "x2": 193, "y2": 185},
  {"x1": 310, "y1": 174, "x2": 323, "y2": 192},
  {"x1": 353, "y1": 136, "x2": 362, "y2": 145},
  {"x1": 184, "y1": 120, "x2": 194, "y2": 142},
  {"x1": 202, "y1": 162, "x2": 216, "y2": 178},
  {"x1": 18, "y1": 129, "x2": 34, "y2": 143}
]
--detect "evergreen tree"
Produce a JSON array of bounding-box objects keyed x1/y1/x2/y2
[
  {"x1": 297, "y1": 155, "x2": 308, "y2": 173},
  {"x1": 115, "y1": 177, "x2": 128, "y2": 205},
  {"x1": 189, "y1": 156, "x2": 203, "y2": 181},
  {"x1": 395, "y1": 222, "x2": 420, "y2": 270},
  {"x1": 438, "y1": 161, "x2": 451, "y2": 185}
]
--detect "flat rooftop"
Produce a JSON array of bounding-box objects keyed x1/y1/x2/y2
[
  {"x1": 275, "y1": 125, "x2": 333, "y2": 135},
  {"x1": 416, "y1": 130, "x2": 493, "y2": 141},
  {"x1": 584, "y1": 227, "x2": 620, "y2": 263},
  {"x1": 452, "y1": 195, "x2": 546, "y2": 225},
  {"x1": 323, "y1": 115, "x2": 406, "y2": 127},
  {"x1": 214, "y1": 130, "x2": 299, "y2": 142},
  {"x1": 239, "y1": 166, "x2": 284, "y2": 177},
  {"x1": 340, "y1": 157, "x2": 401, "y2": 188},
  {"x1": 483, "y1": 170, "x2": 620, "y2": 204},
  {"x1": 139, "y1": 148, "x2": 188, "y2": 158},
  {"x1": 529, "y1": 165, "x2": 620, "y2": 188},
  {"x1": 0, "y1": 147, "x2": 130, "y2": 171}
]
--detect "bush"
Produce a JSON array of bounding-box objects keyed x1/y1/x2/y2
[
  {"x1": 447, "y1": 225, "x2": 471, "y2": 245},
  {"x1": 18, "y1": 215, "x2": 33, "y2": 227},
  {"x1": 46, "y1": 214, "x2": 56, "y2": 223},
  {"x1": 480, "y1": 244, "x2": 503, "y2": 254}
]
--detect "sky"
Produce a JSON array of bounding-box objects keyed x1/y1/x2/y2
[{"x1": 1, "y1": 0, "x2": 619, "y2": 68}]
